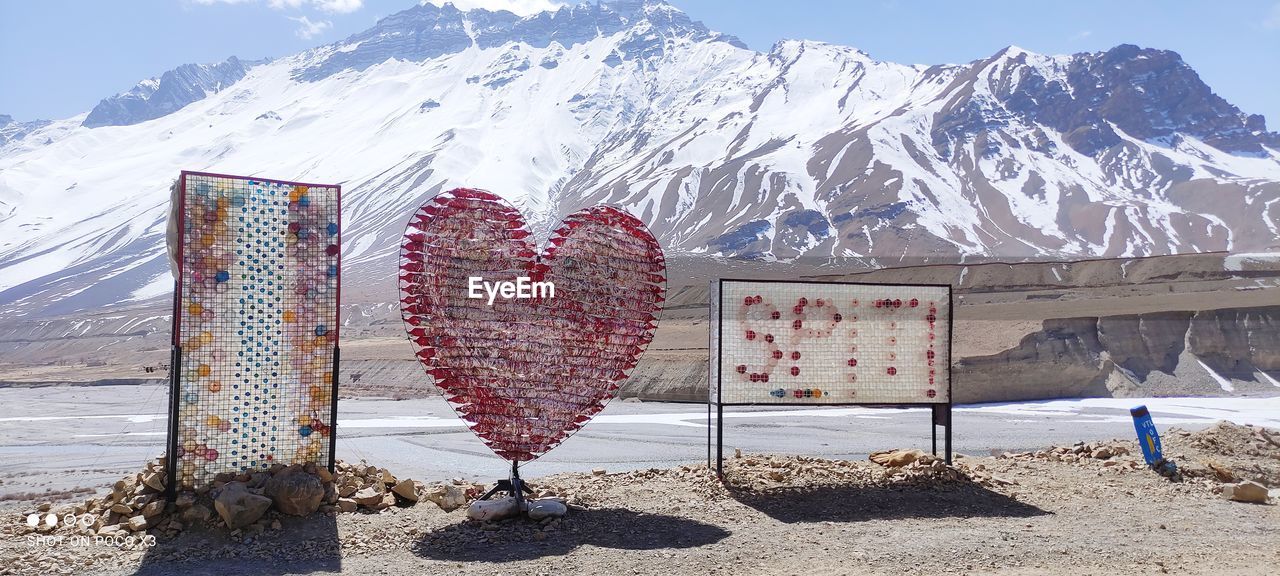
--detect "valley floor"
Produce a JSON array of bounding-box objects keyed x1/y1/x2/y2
[{"x1": 1, "y1": 422, "x2": 1278, "y2": 575}]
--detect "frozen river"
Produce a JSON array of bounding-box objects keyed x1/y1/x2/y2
[{"x1": 0, "y1": 385, "x2": 1276, "y2": 499}]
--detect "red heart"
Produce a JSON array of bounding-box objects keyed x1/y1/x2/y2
[{"x1": 398, "y1": 189, "x2": 666, "y2": 462}]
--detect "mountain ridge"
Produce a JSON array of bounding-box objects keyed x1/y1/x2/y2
[{"x1": 0, "y1": 0, "x2": 1277, "y2": 319}]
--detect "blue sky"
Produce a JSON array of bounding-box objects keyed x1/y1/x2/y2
[{"x1": 2, "y1": 0, "x2": 1279, "y2": 125}]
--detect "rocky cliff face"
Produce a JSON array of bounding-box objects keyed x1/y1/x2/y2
[
  {"x1": 81, "y1": 57, "x2": 253, "y2": 128},
  {"x1": 937, "y1": 45, "x2": 1280, "y2": 157},
  {"x1": 955, "y1": 307, "x2": 1280, "y2": 402}
]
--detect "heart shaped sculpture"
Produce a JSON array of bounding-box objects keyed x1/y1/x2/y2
[{"x1": 399, "y1": 189, "x2": 666, "y2": 461}]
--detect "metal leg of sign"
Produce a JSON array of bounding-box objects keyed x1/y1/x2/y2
[
  {"x1": 715, "y1": 402, "x2": 724, "y2": 480},
  {"x1": 931, "y1": 404, "x2": 953, "y2": 465},
  {"x1": 479, "y1": 460, "x2": 535, "y2": 503},
  {"x1": 328, "y1": 346, "x2": 340, "y2": 475},
  {"x1": 945, "y1": 410, "x2": 953, "y2": 465},
  {"x1": 164, "y1": 344, "x2": 182, "y2": 502},
  {"x1": 706, "y1": 397, "x2": 712, "y2": 471}
]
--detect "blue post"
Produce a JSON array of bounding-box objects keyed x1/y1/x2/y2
[{"x1": 1130, "y1": 405, "x2": 1163, "y2": 466}]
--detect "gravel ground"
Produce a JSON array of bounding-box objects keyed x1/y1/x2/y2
[{"x1": 1, "y1": 422, "x2": 1277, "y2": 575}]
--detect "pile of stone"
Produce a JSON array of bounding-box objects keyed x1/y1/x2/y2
[
  {"x1": 10, "y1": 457, "x2": 487, "y2": 541},
  {"x1": 329, "y1": 460, "x2": 482, "y2": 515},
  {"x1": 867, "y1": 449, "x2": 965, "y2": 484},
  {"x1": 998, "y1": 441, "x2": 1141, "y2": 469},
  {"x1": 13, "y1": 457, "x2": 175, "y2": 540}
]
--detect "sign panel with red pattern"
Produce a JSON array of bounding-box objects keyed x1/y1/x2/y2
[{"x1": 714, "y1": 280, "x2": 950, "y2": 405}]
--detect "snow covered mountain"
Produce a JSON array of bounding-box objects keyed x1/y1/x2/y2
[{"x1": 1, "y1": 0, "x2": 1279, "y2": 319}]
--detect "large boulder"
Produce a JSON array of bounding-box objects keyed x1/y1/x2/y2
[
  {"x1": 466, "y1": 497, "x2": 519, "y2": 521},
  {"x1": 1222, "y1": 480, "x2": 1270, "y2": 504},
  {"x1": 869, "y1": 449, "x2": 927, "y2": 468},
  {"x1": 424, "y1": 484, "x2": 467, "y2": 512},
  {"x1": 264, "y1": 465, "x2": 324, "y2": 516},
  {"x1": 526, "y1": 499, "x2": 567, "y2": 520},
  {"x1": 213, "y1": 482, "x2": 272, "y2": 529}
]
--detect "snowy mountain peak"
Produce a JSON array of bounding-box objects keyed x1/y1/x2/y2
[
  {"x1": 294, "y1": 0, "x2": 739, "y2": 81},
  {"x1": 82, "y1": 56, "x2": 256, "y2": 128},
  {"x1": 1, "y1": 2, "x2": 1279, "y2": 319}
]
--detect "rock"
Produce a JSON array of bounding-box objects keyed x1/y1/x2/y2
[
  {"x1": 1222, "y1": 481, "x2": 1270, "y2": 503},
  {"x1": 127, "y1": 515, "x2": 149, "y2": 532},
  {"x1": 392, "y1": 479, "x2": 419, "y2": 503},
  {"x1": 869, "y1": 449, "x2": 927, "y2": 468},
  {"x1": 381, "y1": 469, "x2": 398, "y2": 485},
  {"x1": 1093, "y1": 447, "x2": 1115, "y2": 459},
  {"x1": 181, "y1": 504, "x2": 212, "y2": 523},
  {"x1": 374, "y1": 493, "x2": 396, "y2": 511},
  {"x1": 174, "y1": 493, "x2": 195, "y2": 509},
  {"x1": 264, "y1": 465, "x2": 324, "y2": 516},
  {"x1": 110, "y1": 504, "x2": 132, "y2": 515},
  {"x1": 337, "y1": 498, "x2": 357, "y2": 513},
  {"x1": 1207, "y1": 461, "x2": 1236, "y2": 483},
  {"x1": 592, "y1": 468, "x2": 607, "y2": 476},
  {"x1": 140, "y1": 501, "x2": 165, "y2": 518},
  {"x1": 213, "y1": 482, "x2": 272, "y2": 530},
  {"x1": 352, "y1": 487, "x2": 384, "y2": 508},
  {"x1": 527, "y1": 499, "x2": 567, "y2": 520},
  {"x1": 270, "y1": 519, "x2": 282, "y2": 530},
  {"x1": 425, "y1": 484, "x2": 467, "y2": 512},
  {"x1": 339, "y1": 484, "x2": 358, "y2": 498},
  {"x1": 142, "y1": 471, "x2": 165, "y2": 493},
  {"x1": 316, "y1": 467, "x2": 334, "y2": 483},
  {"x1": 467, "y1": 497, "x2": 519, "y2": 521}
]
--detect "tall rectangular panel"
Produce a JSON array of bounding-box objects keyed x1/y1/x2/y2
[
  {"x1": 716, "y1": 279, "x2": 950, "y2": 405},
  {"x1": 170, "y1": 171, "x2": 340, "y2": 491}
]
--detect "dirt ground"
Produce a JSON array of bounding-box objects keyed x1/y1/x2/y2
[{"x1": 1, "y1": 422, "x2": 1276, "y2": 576}]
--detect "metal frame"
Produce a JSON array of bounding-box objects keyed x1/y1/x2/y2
[
  {"x1": 165, "y1": 171, "x2": 342, "y2": 499},
  {"x1": 709, "y1": 278, "x2": 954, "y2": 479}
]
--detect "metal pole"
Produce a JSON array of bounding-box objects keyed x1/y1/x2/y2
[
  {"x1": 715, "y1": 279, "x2": 724, "y2": 480},
  {"x1": 716, "y1": 401, "x2": 723, "y2": 480},
  {"x1": 945, "y1": 403, "x2": 953, "y2": 465},
  {"x1": 328, "y1": 346, "x2": 340, "y2": 474},
  {"x1": 932, "y1": 406, "x2": 938, "y2": 456},
  {"x1": 164, "y1": 343, "x2": 181, "y2": 502}
]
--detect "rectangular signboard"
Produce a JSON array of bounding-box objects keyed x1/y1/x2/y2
[
  {"x1": 714, "y1": 279, "x2": 951, "y2": 405},
  {"x1": 168, "y1": 171, "x2": 340, "y2": 492}
]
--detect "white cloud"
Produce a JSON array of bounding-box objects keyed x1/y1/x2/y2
[
  {"x1": 195, "y1": 0, "x2": 364, "y2": 14},
  {"x1": 1069, "y1": 30, "x2": 1093, "y2": 41},
  {"x1": 1266, "y1": 3, "x2": 1280, "y2": 29},
  {"x1": 309, "y1": 0, "x2": 364, "y2": 13},
  {"x1": 290, "y1": 15, "x2": 333, "y2": 39},
  {"x1": 420, "y1": 0, "x2": 565, "y2": 17}
]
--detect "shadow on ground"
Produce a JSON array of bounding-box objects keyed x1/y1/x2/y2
[
  {"x1": 413, "y1": 507, "x2": 729, "y2": 562},
  {"x1": 727, "y1": 478, "x2": 1049, "y2": 523},
  {"x1": 129, "y1": 513, "x2": 340, "y2": 576}
]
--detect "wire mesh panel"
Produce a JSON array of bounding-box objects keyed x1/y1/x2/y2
[
  {"x1": 717, "y1": 280, "x2": 950, "y2": 405},
  {"x1": 172, "y1": 171, "x2": 340, "y2": 491}
]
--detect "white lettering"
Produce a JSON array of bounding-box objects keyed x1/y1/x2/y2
[
  {"x1": 466, "y1": 277, "x2": 556, "y2": 305},
  {"x1": 485, "y1": 279, "x2": 501, "y2": 305},
  {"x1": 535, "y1": 279, "x2": 554, "y2": 299}
]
